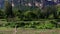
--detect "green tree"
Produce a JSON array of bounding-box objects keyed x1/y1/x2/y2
[
  {"x1": 5, "y1": 1, "x2": 15, "y2": 21},
  {"x1": 0, "y1": 10, "x2": 5, "y2": 19},
  {"x1": 42, "y1": 5, "x2": 58, "y2": 19},
  {"x1": 56, "y1": 5, "x2": 60, "y2": 18},
  {"x1": 5, "y1": 1, "x2": 15, "y2": 18}
]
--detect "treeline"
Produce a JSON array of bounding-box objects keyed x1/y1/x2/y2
[
  {"x1": 0, "y1": 1, "x2": 60, "y2": 21},
  {"x1": 0, "y1": 1, "x2": 60, "y2": 29}
]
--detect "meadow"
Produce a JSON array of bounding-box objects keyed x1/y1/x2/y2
[{"x1": 0, "y1": 27, "x2": 60, "y2": 34}]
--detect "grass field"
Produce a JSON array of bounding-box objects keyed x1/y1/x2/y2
[
  {"x1": 0, "y1": 27, "x2": 60, "y2": 34},
  {"x1": 17, "y1": 28, "x2": 60, "y2": 34}
]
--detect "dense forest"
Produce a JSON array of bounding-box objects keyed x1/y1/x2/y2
[{"x1": 0, "y1": 0, "x2": 60, "y2": 29}]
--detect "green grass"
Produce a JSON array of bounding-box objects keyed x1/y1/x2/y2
[
  {"x1": 0, "y1": 27, "x2": 60, "y2": 34},
  {"x1": 0, "y1": 27, "x2": 14, "y2": 34},
  {"x1": 0, "y1": 27, "x2": 13, "y2": 31}
]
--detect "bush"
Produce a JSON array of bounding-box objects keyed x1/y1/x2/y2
[
  {"x1": 0, "y1": 10, "x2": 5, "y2": 19},
  {"x1": 0, "y1": 20, "x2": 60, "y2": 29},
  {"x1": 35, "y1": 21, "x2": 55, "y2": 29}
]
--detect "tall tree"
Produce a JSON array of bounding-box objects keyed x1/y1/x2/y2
[
  {"x1": 5, "y1": 0, "x2": 14, "y2": 18},
  {"x1": 41, "y1": 5, "x2": 58, "y2": 19}
]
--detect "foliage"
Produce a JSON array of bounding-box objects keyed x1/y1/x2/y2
[
  {"x1": 0, "y1": 10, "x2": 5, "y2": 19},
  {"x1": 0, "y1": 2, "x2": 60, "y2": 29},
  {"x1": 5, "y1": 1, "x2": 15, "y2": 18}
]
